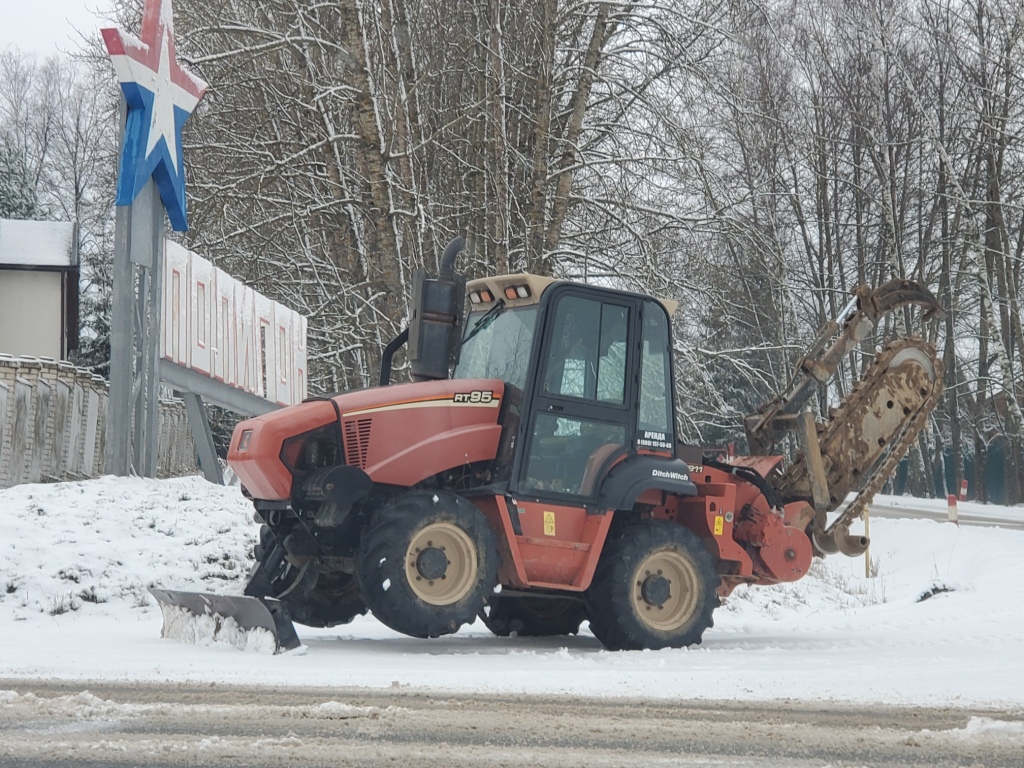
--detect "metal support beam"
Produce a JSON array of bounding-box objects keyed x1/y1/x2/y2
[
  {"x1": 105, "y1": 96, "x2": 167, "y2": 479},
  {"x1": 106, "y1": 174, "x2": 165, "y2": 478},
  {"x1": 129, "y1": 180, "x2": 165, "y2": 477},
  {"x1": 182, "y1": 392, "x2": 224, "y2": 485},
  {"x1": 795, "y1": 410, "x2": 831, "y2": 511},
  {"x1": 160, "y1": 360, "x2": 281, "y2": 417},
  {"x1": 105, "y1": 101, "x2": 134, "y2": 477}
]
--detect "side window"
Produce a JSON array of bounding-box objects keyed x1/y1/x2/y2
[
  {"x1": 639, "y1": 301, "x2": 673, "y2": 438},
  {"x1": 543, "y1": 295, "x2": 628, "y2": 404},
  {"x1": 596, "y1": 304, "x2": 628, "y2": 403},
  {"x1": 524, "y1": 413, "x2": 626, "y2": 495}
]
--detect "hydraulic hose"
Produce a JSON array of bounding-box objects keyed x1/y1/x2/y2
[{"x1": 702, "y1": 457, "x2": 784, "y2": 511}]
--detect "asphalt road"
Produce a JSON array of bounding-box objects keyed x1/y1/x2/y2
[{"x1": 1, "y1": 680, "x2": 1021, "y2": 767}]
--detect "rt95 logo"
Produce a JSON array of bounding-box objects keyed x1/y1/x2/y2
[{"x1": 454, "y1": 390, "x2": 496, "y2": 404}]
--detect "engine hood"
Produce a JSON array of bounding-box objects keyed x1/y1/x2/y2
[{"x1": 228, "y1": 378, "x2": 506, "y2": 501}]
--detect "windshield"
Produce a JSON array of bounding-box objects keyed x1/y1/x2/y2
[{"x1": 455, "y1": 306, "x2": 538, "y2": 390}]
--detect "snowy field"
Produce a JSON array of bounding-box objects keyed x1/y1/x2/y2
[{"x1": 2, "y1": 475, "x2": 1023, "y2": 709}]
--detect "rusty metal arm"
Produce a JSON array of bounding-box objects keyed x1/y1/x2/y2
[{"x1": 745, "y1": 280, "x2": 944, "y2": 456}]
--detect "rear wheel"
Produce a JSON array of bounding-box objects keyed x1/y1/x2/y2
[
  {"x1": 480, "y1": 595, "x2": 586, "y2": 637},
  {"x1": 357, "y1": 491, "x2": 498, "y2": 638},
  {"x1": 585, "y1": 520, "x2": 718, "y2": 650},
  {"x1": 248, "y1": 524, "x2": 366, "y2": 628}
]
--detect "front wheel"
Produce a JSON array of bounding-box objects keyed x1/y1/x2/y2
[
  {"x1": 248, "y1": 524, "x2": 366, "y2": 628},
  {"x1": 357, "y1": 491, "x2": 498, "y2": 638},
  {"x1": 585, "y1": 520, "x2": 719, "y2": 650}
]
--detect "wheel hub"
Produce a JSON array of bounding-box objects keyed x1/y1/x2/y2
[
  {"x1": 630, "y1": 549, "x2": 700, "y2": 632},
  {"x1": 405, "y1": 522, "x2": 479, "y2": 606},
  {"x1": 415, "y1": 546, "x2": 449, "y2": 580},
  {"x1": 640, "y1": 574, "x2": 671, "y2": 606}
]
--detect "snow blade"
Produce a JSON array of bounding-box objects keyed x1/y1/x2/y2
[{"x1": 147, "y1": 588, "x2": 301, "y2": 653}]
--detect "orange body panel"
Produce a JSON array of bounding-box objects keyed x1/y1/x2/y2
[
  {"x1": 512, "y1": 500, "x2": 614, "y2": 590},
  {"x1": 656, "y1": 462, "x2": 812, "y2": 585},
  {"x1": 673, "y1": 482, "x2": 753, "y2": 571},
  {"x1": 472, "y1": 496, "x2": 613, "y2": 592},
  {"x1": 228, "y1": 400, "x2": 337, "y2": 500},
  {"x1": 228, "y1": 378, "x2": 505, "y2": 500},
  {"x1": 475, "y1": 457, "x2": 812, "y2": 593},
  {"x1": 472, "y1": 495, "x2": 529, "y2": 587}
]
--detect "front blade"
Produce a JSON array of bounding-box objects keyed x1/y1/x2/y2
[{"x1": 148, "y1": 588, "x2": 301, "y2": 653}]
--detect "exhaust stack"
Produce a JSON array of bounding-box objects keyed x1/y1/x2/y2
[{"x1": 408, "y1": 236, "x2": 467, "y2": 382}]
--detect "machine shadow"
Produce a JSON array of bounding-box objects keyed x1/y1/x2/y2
[{"x1": 300, "y1": 632, "x2": 608, "y2": 656}]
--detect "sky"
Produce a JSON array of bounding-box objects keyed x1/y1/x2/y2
[{"x1": 0, "y1": 0, "x2": 113, "y2": 57}]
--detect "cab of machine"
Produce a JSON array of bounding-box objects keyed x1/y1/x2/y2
[{"x1": 455, "y1": 276, "x2": 680, "y2": 505}]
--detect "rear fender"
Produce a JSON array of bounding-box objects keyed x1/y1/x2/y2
[{"x1": 595, "y1": 455, "x2": 698, "y2": 512}]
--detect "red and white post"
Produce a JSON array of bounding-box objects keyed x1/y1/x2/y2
[{"x1": 947, "y1": 494, "x2": 959, "y2": 526}]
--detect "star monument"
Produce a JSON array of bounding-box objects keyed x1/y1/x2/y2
[{"x1": 102, "y1": 0, "x2": 207, "y2": 232}]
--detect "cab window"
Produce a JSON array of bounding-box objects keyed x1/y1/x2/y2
[
  {"x1": 638, "y1": 300, "x2": 674, "y2": 438},
  {"x1": 542, "y1": 296, "x2": 628, "y2": 405}
]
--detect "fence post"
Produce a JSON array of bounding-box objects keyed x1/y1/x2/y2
[
  {"x1": 27, "y1": 377, "x2": 50, "y2": 483},
  {"x1": 0, "y1": 380, "x2": 8, "y2": 485},
  {"x1": 9, "y1": 377, "x2": 33, "y2": 486}
]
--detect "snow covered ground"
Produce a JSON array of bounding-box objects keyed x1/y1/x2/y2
[{"x1": 2, "y1": 475, "x2": 1022, "y2": 709}]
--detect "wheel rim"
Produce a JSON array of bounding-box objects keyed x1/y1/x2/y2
[
  {"x1": 630, "y1": 548, "x2": 700, "y2": 632},
  {"x1": 405, "y1": 522, "x2": 478, "y2": 606}
]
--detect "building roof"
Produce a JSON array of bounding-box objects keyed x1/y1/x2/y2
[{"x1": 0, "y1": 219, "x2": 77, "y2": 268}]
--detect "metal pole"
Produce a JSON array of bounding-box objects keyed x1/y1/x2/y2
[
  {"x1": 864, "y1": 505, "x2": 871, "y2": 578},
  {"x1": 143, "y1": 183, "x2": 164, "y2": 477},
  {"x1": 117, "y1": 178, "x2": 165, "y2": 478},
  {"x1": 131, "y1": 258, "x2": 148, "y2": 471},
  {"x1": 104, "y1": 97, "x2": 134, "y2": 476}
]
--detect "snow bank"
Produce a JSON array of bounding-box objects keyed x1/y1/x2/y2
[
  {"x1": 156, "y1": 604, "x2": 277, "y2": 654},
  {"x1": 309, "y1": 701, "x2": 404, "y2": 720},
  {"x1": 0, "y1": 475, "x2": 255, "y2": 622},
  {"x1": 1, "y1": 475, "x2": 1023, "y2": 708},
  {"x1": 0, "y1": 689, "x2": 136, "y2": 719},
  {"x1": 911, "y1": 717, "x2": 1024, "y2": 747},
  {"x1": 0, "y1": 689, "x2": 402, "y2": 722}
]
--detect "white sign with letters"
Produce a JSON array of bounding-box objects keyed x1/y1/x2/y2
[{"x1": 161, "y1": 241, "x2": 307, "y2": 406}]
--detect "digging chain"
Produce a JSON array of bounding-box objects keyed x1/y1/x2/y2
[
  {"x1": 822, "y1": 343, "x2": 944, "y2": 539},
  {"x1": 775, "y1": 337, "x2": 943, "y2": 543}
]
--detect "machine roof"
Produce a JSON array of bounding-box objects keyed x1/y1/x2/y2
[{"x1": 466, "y1": 272, "x2": 678, "y2": 315}]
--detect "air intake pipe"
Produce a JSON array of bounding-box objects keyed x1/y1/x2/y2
[{"x1": 408, "y1": 236, "x2": 467, "y2": 382}]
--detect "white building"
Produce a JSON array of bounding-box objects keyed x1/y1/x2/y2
[{"x1": 0, "y1": 219, "x2": 79, "y2": 360}]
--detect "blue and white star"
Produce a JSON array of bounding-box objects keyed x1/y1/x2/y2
[{"x1": 103, "y1": 0, "x2": 207, "y2": 232}]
